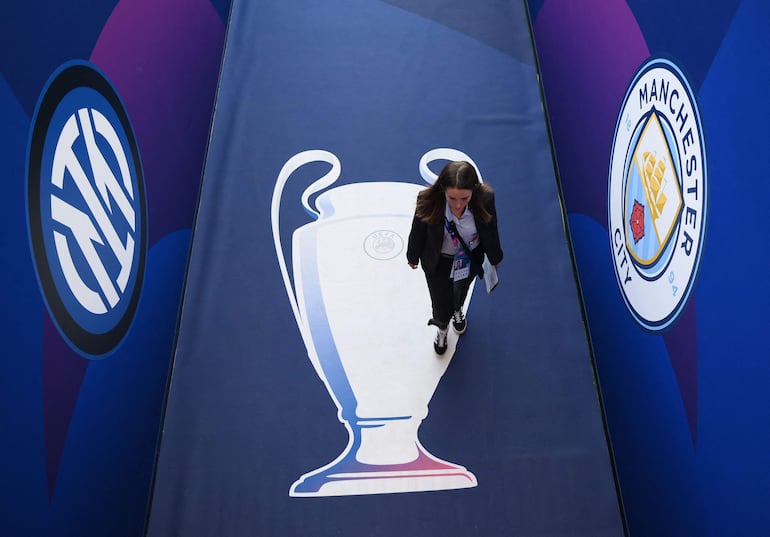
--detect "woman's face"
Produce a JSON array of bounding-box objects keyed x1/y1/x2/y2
[{"x1": 445, "y1": 187, "x2": 473, "y2": 217}]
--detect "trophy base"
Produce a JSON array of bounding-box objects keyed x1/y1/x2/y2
[{"x1": 289, "y1": 446, "x2": 477, "y2": 497}]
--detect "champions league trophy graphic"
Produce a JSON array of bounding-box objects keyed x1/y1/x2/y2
[{"x1": 271, "y1": 148, "x2": 482, "y2": 496}]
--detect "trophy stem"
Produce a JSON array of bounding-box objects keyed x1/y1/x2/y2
[{"x1": 290, "y1": 417, "x2": 477, "y2": 497}]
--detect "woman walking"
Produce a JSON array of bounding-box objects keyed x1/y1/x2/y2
[{"x1": 407, "y1": 160, "x2": 503, "y2": 354}]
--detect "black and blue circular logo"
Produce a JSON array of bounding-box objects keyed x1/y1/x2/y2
[{"x1": 27, "y1": 61, "x2": 147, "y2": 357}]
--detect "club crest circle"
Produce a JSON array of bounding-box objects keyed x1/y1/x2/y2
[
  {"x1": 27, "y1": 61, "x2": 147, "y2": 357},
  {"x1": 608, "y1": 58, "x2": 707, "y2": 331}
]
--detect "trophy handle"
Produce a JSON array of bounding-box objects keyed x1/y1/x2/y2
[
  {"x1": 271, "y1": 150, "x2": 341, "y2": 344},
  {"x1": 419, "y1": 148, "x2": 484, "y2": 184}
]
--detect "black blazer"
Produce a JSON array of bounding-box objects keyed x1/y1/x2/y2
[{"x1": 406, "y1": 190, "x2": 503, "y2": 278}]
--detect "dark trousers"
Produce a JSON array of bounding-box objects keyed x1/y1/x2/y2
[{"x1": 425, "y1": 255, "x2": 474, "y2": 329}]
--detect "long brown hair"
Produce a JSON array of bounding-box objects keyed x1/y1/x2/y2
[{"x1": 415, "y1": 160, "x2": 493, "y2": 224}]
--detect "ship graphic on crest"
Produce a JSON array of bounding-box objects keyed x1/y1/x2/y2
[{"x1": 624, "y1": 109, "x2": 683, "y2": 269}]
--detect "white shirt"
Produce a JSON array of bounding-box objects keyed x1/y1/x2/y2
[{"x1": 441, "y1": 202, "x2": 480, "y2": 255}]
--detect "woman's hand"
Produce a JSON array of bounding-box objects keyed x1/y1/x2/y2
[{"x1": 408, "y1": 262, "x2": 418, "y2": 269}]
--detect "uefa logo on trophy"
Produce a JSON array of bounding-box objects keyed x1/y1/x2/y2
[{"x1": 271, "y1": 148, "x2": 482, "y2": 496}]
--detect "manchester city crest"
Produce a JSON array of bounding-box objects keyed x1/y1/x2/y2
[{"x1": 608, "y1": 58, "x2": 707, "y2": 331}]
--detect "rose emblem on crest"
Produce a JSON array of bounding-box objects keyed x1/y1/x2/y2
[{"x1": 630, "y1": 200, "x2": 645, "y2": 244}]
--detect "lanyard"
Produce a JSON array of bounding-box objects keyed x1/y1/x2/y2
[{"x1": 445, "y1": 218, "x2": 471, "y2": 281}]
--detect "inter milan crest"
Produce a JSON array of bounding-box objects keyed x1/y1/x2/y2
[
  {"x1": 27, "y1": 61, "x2": 147, "y2": 356},
  {"x1": 608, "y1": 58, "x2": 708, "y2": 332}
]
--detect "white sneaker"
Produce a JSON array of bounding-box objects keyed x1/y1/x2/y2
[
  {"x1": 452, "y1": 309, "x2": 467, "y2": 334},
  {"x1": 434, "y1": 328, "x2": 448, "y2": 355}
]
